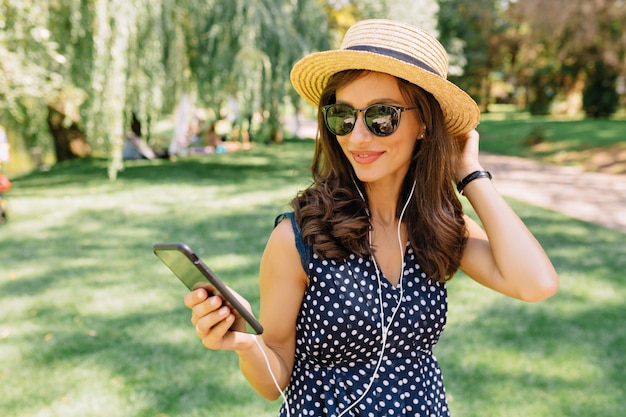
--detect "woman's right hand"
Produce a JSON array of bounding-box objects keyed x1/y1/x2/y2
[{"x1": 184, "y1": 287, "x2": 256, "y2": 351}]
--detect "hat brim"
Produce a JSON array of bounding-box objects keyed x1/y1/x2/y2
[{"x1": 290, "y1": 50, "x2": 480, "y2": 137}]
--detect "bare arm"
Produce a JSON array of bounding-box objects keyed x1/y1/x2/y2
[
  {"x1": 186, "y1": 218, "x2": 307, "y2": 400},
  {"x1": 237, "y1": 218, "x2": 307, "y2": 399},
  {"x1": 456, "y1": 130, "x2": 559, "y2": 301}
]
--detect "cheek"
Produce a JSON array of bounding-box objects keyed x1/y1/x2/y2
[
  {"x1": 387, "y1": 135, "x2": 419, "y2": 169},
  {"x1": 396, "y1": 118, "x2": 421, "y2": 150},
  {"x1": 335, "y1": 136, "x2": 350, "y2": 154},
  {"x1": 398, "y1": 140, "x2": 418, "y2": 164},
  {"x1": 330, "y1": 137, "x2": 354, "y2": 168},
  {"x1": 402, "y1": 111, "x2": 422, "y2": 136},
  {"x1": 390, "y1": 131, "x2": 418, "y2": 153}
]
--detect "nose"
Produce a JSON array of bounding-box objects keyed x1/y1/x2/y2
[{"x1": 348, "y1": 111, "x2": 373, "y2": 143}]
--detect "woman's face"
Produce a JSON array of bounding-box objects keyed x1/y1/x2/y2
[{"x1": 333, "y1": 72, "x2": 422, "y2": 186}]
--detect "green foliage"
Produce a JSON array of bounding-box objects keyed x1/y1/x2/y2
[
  {"x1": 3, "y1": 0, "x2": 624, "y2": 178},
  {"x1": 438, "y1": 0, "x2": 509, "y2": 109},
  {"x1": 1, "y1": 0, "x2": 331, "y2": 179},
  {"x1": 504, "y1": 0, "x2": 626, "y2": 115},
  {"x1": 0, "y1": 1, "x2": 67, "y2": 147},
  {"x1": 582, "y1": 62, "x2": 620, "y2": 118}
]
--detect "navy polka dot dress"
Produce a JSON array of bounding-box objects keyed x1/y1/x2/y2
[{"x1": 278, "y1": 214, "x2": 450, "y2": 417}]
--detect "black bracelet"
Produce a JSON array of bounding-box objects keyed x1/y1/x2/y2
[{"x1": 456, "y1": 170, "x2": 492, "y2": 194}]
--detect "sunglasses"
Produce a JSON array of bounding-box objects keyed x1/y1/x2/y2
[{"x1": 322, "y1": 103, "x2": 417, "y2": 137}]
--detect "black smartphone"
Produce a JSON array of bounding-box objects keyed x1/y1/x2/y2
[{"x1": 153, "y1": 242, "x2": 263, "y2": 335}]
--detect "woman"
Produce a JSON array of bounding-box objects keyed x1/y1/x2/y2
[{"x1": 186, "y1": 19, "x2": 559, "y2": 416}]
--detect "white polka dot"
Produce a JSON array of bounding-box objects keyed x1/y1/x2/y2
[{"x1": 282, "y1": 242, "x2": 449, "y2": 416}]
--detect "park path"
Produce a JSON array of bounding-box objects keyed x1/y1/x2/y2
[{"x1": 480, "y1": 153, "x2": 626, "y2": 234}]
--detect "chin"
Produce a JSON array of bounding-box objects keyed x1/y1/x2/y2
[{"x1": 353, "y1": 171, "x2": 381, "y2": 184}]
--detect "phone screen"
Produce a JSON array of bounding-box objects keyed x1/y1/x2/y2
[{"x1": 153, "y1": 242, "x2": 263, "y2": 334}]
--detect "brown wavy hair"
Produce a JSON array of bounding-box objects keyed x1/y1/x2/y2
[{"x1": 291, "y1": 70, "x2": 467, "y2": 282}]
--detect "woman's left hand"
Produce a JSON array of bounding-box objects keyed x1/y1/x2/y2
[{"x1": 454, "y1": 129, "x2": 483, "y2": 181}]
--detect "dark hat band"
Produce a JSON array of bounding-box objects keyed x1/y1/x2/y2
[{"x1": 346, "y1": 45, "x2": 441, "y2": 78}]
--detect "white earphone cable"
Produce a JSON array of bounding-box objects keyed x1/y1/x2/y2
[
  {"x1": 337, "y1": 180, "x2": 416, "y2": 417},
  {"x1": 258, "y1": 180, "x2": 416, "y2": 417},
  {"x1": 252, "y1": 334, "x2": 291, "y2": 417}
]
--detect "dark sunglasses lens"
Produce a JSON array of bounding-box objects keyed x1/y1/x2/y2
[
  {"x1": 365, "y1": 105, "x2": 400, "y2": 136},
  {"x1": 325, "y1": 104, "x2": 355, "y2": 135}
]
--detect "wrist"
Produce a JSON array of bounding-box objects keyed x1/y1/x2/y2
[
  {"x1": 456, "y1": 170, "x2": 492, "y2": 195},
  {"x1": 235, "y1": 333, "x2": 261, "y2": 356}
]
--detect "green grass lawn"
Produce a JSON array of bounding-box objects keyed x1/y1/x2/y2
[
  {"x1": 477, "y1": 107, "x2": 626, "y2": 171},
  {"x1": 1, "y1": 138, "x2": 624, "y2": 416}
]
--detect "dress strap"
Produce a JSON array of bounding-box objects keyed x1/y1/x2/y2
[{"x1": 274, "y1": 212, "x2": 311, "y2": 274}]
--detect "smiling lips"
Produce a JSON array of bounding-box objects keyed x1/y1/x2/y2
[{"x1": 351, "y1": 151, "x2": 384, "y2": 164}]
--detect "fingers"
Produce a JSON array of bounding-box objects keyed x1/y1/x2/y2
[
  {"x1": 196, "y1": 308, "x2": 236, "y2": 349},
  {"x1": 454, "y1": 129, "x2": 483, "y2": 178},
  {"x1": 188, "y1": 292, "x2": 225, "y2": 325},
  {"x1": 455, "y1": 129, "x2": 479, "y2": 148},
  {"x1": 194, "y1": 303, "x2": 247, "y2": 351},
  {"x1": 195, "y1": 305, "x2": 233, "y2": 334},
  {"x1": 184, "y1": 287, "x2": 209, "y2": 308},
  {"x1": 184, "y1": 287, "x2": 255, "y2": 351},
  {"x1": 185, "y1": 289, "x2": 236, "y2": 348}
]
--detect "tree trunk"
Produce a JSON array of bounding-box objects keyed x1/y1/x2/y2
[
  {"x1": 480, "y1": 74, "x2": 491, "y2": 113},
  {"x1": 269, "y1": 94, "x2": 283, "y2": 144},
  {"x1": 528, "y1": 76, "x2": 552, "y2": 115},
  {"x1": 47, "y1": 106, "x2": 91, "y2": 162}
]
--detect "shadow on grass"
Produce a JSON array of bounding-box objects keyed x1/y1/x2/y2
[
  {"x1": 0, "y1": 296, "x2": 273, "y2": 415},
  {"x1": 11, "y1": 139, "x2": 313, "y2": 191},
  {"x1": 443, "y1": 200, "x2": 625, "y2": 416},
  {"x1": 1, "y1": 205, "x2": 278, "y2": 416},
  {"x1": 2, "y1": 137, "x2": 625, "y2": 416},
  {"x1": 0, "y1": 142, "x2": 316, "y2": 416},
  {"x1": 442, "y1": 298, "x2": 625, "y2": 416},
  {"x1": 12, "y1": 306, "x2": 270, "y2": 416},
  {"x1": 478, "y1": 116, "x2": 626, "y2": 159}
]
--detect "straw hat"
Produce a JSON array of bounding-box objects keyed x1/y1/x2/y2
[{"x1": 290, "y1": 19, "x2": 480, "y2": 136}]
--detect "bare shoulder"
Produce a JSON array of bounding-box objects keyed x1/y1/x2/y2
[
  {"x1": 269, "y1": 216, "x2": 297, "y2": 246},
  {"x1": 261, "y1": 215, "x2": 308, "y2": 287},
  {"x1": 259, "y1": 216, "x2": 307, "y2": 345}
]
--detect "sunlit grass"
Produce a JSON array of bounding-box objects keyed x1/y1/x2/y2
[
  {"x1": 478, "y1": 109, "x2": 626, "y2": 170},
  {"x1": 1, "y1": 138, "x2": 624, "y2": 416}
]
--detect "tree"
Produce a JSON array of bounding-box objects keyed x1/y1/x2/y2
[
  {"x1": 583, "y1": 61, "x2": 621, "y2": 118},
  {"x1": 438, "y1": 0, "x2": 509, "y2": 112},
  {"x1": 1, "y1": 0, "x2": 182, "y2": 177},
  {"x1": 387, "y1": 0, "x2": 439, "y2": 35},
  {"x1": 505, "y1": 0, "x2": 626, "y2": 116},
  {"x1": 6, "y1": 1, "x2": 425, "y2": 178},
  {"x1": 0, "y1": 1, "x2": 68, "y2": 154}
]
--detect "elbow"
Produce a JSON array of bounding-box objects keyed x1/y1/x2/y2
[
  {"x1": 518, "y1": 272, "x2": 560, "y2": 303},
  {"x1": 256, "y1": 385, "x2": 287, "y2": 401},
  {"x1": 261, "y1": 391, "x2": 281, "y2": 402}
]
